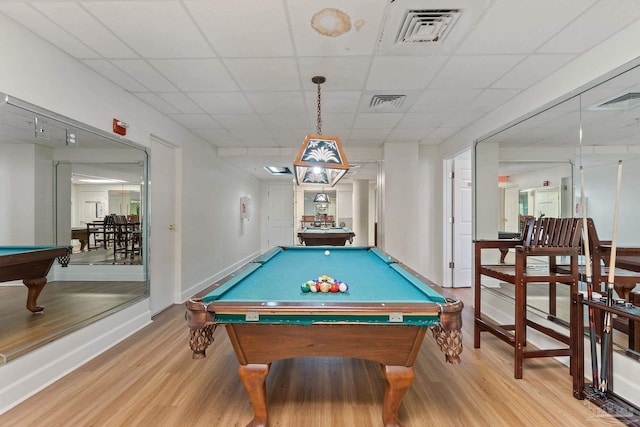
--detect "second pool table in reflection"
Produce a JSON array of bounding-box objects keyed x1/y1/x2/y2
[
  {"x1": 0, "y1": 246, "x2": 71, "y2": 312},
  {"x1": 297, "y1": 226, "x2": 355, "y2": 246},
  {"x1": 186, "y1": 246, "x2": 463, "y2": 427}
]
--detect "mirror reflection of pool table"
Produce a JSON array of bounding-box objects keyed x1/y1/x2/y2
[
  {"x1": 0, "y1": 246, "x2": 71, "y2": 313},
  {"x1": 297, "y1": 227, "x2": 355, "y2": 246},
  {"x1": 186, "y1": 246, "x2": 463, "y2": 427}
]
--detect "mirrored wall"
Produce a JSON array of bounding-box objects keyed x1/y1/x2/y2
[
  {"x1": 474, "y1": 61, "x2": 640, "y2": 361},
  {"x1": 0, "y1": 94, "x2": 149, "y2": 364}
]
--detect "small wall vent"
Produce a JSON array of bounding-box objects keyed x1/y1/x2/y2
[
  {"x1": 396, "y1": 9, "x2": 461, "y2": 45},
  {"x1": 588, "y1": 90, "x2": 640, "y2": 111},
  {"x1": 369, "y1": 94, "x2": 406, "y2": 110}
]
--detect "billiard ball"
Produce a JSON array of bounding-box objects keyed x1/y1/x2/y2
[
  {"x1": 338, "y1": 282, "x2": 348, "y2": 292},
  {"x1": 319, "y1": 282, "x2": 331, "y2": 293},
  {"x1": 325, "y1": 250, "x2": 330, "y2": 256},
  {"x1": 310, "y1": 283, "x2": 318, "y2": 292},
  {"x1": 330, "y1": 283, "x2": 339, "y2": 292},
  {"x1": 301, "y1": 282, "x2": 311, "y2": 292}
]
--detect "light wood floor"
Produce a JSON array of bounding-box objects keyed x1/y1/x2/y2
[
  {"x1": 0, "y1": 281, "x2": 145, "y2": 362},
  {"x1": 0, "y1": 288, "x2": 625, "y2": 427}
]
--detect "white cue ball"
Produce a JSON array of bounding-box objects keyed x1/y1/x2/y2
[{"x1": 324, "y1": 250, "x2": 330, "y2": 256}]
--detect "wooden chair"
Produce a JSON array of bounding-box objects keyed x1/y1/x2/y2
[{"x1": 474, "y1": 217, "x2": 583, "y2": 379}]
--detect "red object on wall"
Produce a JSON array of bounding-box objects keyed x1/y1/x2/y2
[
  {"x1": 113, "y1": 119, "x2": 126, "y2": 136},
  {"x1": 498, "y1": 175, "x2": 507, "y2": 183}
]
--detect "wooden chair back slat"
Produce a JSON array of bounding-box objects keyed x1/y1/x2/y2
[{"x1": 522, "y1": 217, "x2": 582, "y2": 249}]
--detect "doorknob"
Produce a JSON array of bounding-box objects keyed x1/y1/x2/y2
[{"x1": 169, "y1": 224, "x2": 176, "y2": 230}]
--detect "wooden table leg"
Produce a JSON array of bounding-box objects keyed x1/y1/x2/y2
[
  {"x1": 382, "y1": 365, "x2": 413, "y2": 427},
  {"x1": 238, "y1": 363, "x2": 270, "y2": 427},
  {"x1": 23, "y1": 277, "x2": 47, "y2": 313}
]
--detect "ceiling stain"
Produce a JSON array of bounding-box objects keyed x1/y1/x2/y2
[
  {"x1": 354, "y1": 19, "x2": 365, "y2": 31},
  {"x1": 311, "y1": 8, "x2": 352, "y2": 37}
]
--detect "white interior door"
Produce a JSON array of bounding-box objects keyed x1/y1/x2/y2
[
  {"x1": 149, "y1": 137, "x2": 178, "y2": 314},
  {"x1": 453, "y1": 156, "x2": 472, "y2": 288},
  {"x1": 268, "y1": 183, "x2": 294, "y2": 247},
  {"x1": 503, "y1": 186, "x2": 520, "y2": 231}
]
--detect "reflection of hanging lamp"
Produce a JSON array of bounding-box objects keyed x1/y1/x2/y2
[
  {"x1": 293, "y1": 76, "x2": 349, "y2": 187},
  {"x1": 313, "y1": 192, "x2": 330, "y2": 203}
]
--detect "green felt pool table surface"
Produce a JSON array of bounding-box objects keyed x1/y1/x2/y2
[{"x1": 205, "y1": 246, "x2": 446, "y2": 304}]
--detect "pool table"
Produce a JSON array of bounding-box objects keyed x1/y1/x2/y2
[
  {"x1": 297, "y1": 227, "x2": 355, "y2": 246},
  {"x1": 186, "y1": 246, "x2": 463, "y2": 427},
  {"x1": 0, "y1": 246, "x2": 71, "y2": 313}
]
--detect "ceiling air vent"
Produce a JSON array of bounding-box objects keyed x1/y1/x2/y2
[
  {"x1": 396, "y1": 9, "x2": 461, "y2": 45},
  {"x1": 369, "y1": 94, "x2": 406, "y2": 110}
]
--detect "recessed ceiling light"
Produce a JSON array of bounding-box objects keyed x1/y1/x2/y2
[{"x1": 264, "y1": 166, "x2": 292, "y2": 176}]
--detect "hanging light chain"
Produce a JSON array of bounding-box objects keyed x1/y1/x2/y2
[
  {"x1": 316, "y1": 80, "x2": 322, "y2": 135},
  {"x1": 312, "y1": 76, "x2": 325, "y2": 135}
]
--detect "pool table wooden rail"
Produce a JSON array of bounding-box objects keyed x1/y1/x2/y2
[{"x1": 0, "y1": 246, "x2": 71, "y2": 313}]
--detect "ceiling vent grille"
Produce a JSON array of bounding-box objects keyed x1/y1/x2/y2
[
  {"x1": 588, "y1": 90, "x2": 640, "y2": 111},
  {"x1": 396, "y1": 9, "x2": 461, "y2": 45},
  {"x1": 369, "y1": 94, "x2": 406, "y2": 110}
]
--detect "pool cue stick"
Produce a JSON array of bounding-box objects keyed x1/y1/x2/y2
[
  {"x1": 580, "y1": 166, "x2": 598, "y2": 388},
  {"x1": 599, "y1": 160, "x2": 623, "y2": 393}
]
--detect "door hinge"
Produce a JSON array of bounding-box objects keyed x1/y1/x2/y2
[
  {"x1": 449, "y1": 217, "x2": 455, "y2": 224},
  {"x1": 449, "y1": 171, "x2": 454, "y2": 179},
  {"x1": 449, "y1": 261, "x2": 454, "y2": 269}
]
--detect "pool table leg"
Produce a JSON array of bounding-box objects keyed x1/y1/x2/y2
[
  {"x1": 382, "y1": 365, "x2": 413, "y2": 427},
  {"x1": 239, "y1": 363, "x2": 270, "y2": 427},
  {"x1": 24, "y1": 278, "x2": 47, "y2": 313}
]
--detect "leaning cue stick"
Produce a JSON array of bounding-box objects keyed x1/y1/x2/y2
[
  {"x1": 580, "y1": 166, "x2": 599, "y2": 388},
  {"x1": 599, "y1": 160, "x2": 623, "y2": 393}
]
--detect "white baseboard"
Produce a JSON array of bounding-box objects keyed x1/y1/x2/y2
[
  {"x1": 0, "y1": 299, "x2": 151, "y2": 414},
  {"x1": 180, "y1": 250, "x2": 262, "y2": 302}
]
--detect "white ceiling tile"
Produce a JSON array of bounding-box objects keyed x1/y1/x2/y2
[
  {"x1": 134, "y1": 92, "x2": 180, "y2": 114},
  {"x1": 353, "y1": 113, "x2": 403, "y2": 129},
  {"x1": 429, "y1": 55, "x2": 525, "y2": 89},
  {"x1": 187, "y1": 93, "x2": 253, "y2": 115},
  {"x1": 457, "y1": 0, "x2": 596, "y2": 54},
  {"x1": 149, "y1": 59, "x2": 238, "y2": 92},
  {"x1": 367, "y1": 56, "x2": 448, "y2": 90},
  {"x1": 224, "y1": 58, "x2": 300, "y2": 91},
  {"x1": 169, "y1": 114, "x2": 221, "y2": 129},
  {"x1": 386, "y1": 128, "x2": 431, "y2": 142},
  {"x1": 272, "y1": 129, "x2": 313, "y2": 147},
  {"x1": 214, "y1": 114, "x2": 267, "y2": 129},
  {"x1": 538, "y1": 0, "x2": 640, "y2": 54},
  {"x1": 157, "y1": 93, "x2": 203, "y2": 114},
  {"x1": 427, "y1": 127, "x2": 462, "y2": 139},
  {"x1": 298, "y1": 57, "x2": 370, "y2": 90},
  {"x1": 410, "y1": 89, "x2": 483, "y2": 113},
  {"x1": 397, "y1": 113, "x2": 452, "y2": 128},
  {"x1": 441, "y1": 111, "x2": 486, "y2": 128},
  {"x1": 492, "y1": 55, "x2": 576, "y2": 89},
  {"x1": 304, "y1": 91, "x2": 361, "y2": 113},
  {"x1": 184, "y1": 0, "x2": 293, "y2": 57},
  {"x1": 83, "y1": 1, "x2": 214, "y2": 58},
  {"x1": 111, "y1": 60, "x2": 177, "y2": 91},
  {"x1": 32, "y1": 2, "x2": 137, "y2": 59},
  {"x1": 245, "y1": 92, "x2": 306, "y2": 114},
  {"x1": 82, "y1": 59, "x2": 148, "y2": 92},
  {"x1": 349, "y1": 128, "x2": 391, "y2": 140},
  {"x1": 229, "y1": 127, "x2": 272, "y2": 140},
  {"x1": 262, "y1": 114, "x2": 313, "y2": 130},
  {"x1": 0, "y1": 3, "x2": 100, "y2": 58},
  {"x1": 465, "y1": 89, "x2": 521, "y2": 112},
  {"x1": 288, "y1": 0, "x2": 387, "y2": 56},
  {"x1": 316, "y1": 112, "x2": 356, "y2": 131},
  {"x1": 192, "y1": 128, "x2": 237, "y2": 142}
]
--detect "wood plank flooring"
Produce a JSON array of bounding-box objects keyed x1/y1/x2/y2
[
  {"x1": 0, "y1": 281, "x2": 145, "y2": 362},
  {"x1": 0, "y1": 288, "x2": 625, "y2": 426}
]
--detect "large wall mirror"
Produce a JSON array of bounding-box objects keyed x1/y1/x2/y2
[
  {"x1": 474, "y1": 61, "x2": 640, "y2": 387},
  {"x1": 0, "y1": 94, "x2": 149, "y2": 364}
]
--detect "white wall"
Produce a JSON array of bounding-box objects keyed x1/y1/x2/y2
[
  {"x1": 0, "y1": 12, "x2": 262, "y2": 412},
  {"x1": 0, "y1": 144, "x2": 35, "y2": 244}
]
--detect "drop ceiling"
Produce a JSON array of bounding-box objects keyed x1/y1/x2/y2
[{"x1": 2, "y1": 0, "x2": 640, "y2": 181}]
